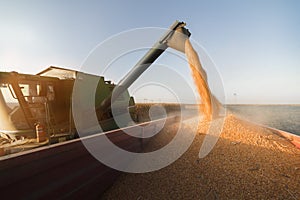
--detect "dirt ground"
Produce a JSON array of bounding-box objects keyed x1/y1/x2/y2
[{"x1": 102, "y1": 115, "x2": 300, "y2": 200}]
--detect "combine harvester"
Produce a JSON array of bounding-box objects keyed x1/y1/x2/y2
[
  {"x1": 0, "y1": 66, "x2": 137, "y2": 154},
  {"x1": 0, "y1": 21, "x2": 191, "y2": 198}
]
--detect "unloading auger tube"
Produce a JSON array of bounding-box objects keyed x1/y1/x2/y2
[{"x1": 98, "y1": 20, "x2": 191, "y2": 113}]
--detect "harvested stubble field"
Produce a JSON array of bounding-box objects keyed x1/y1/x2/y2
[
  {"x1": 102, "y1": 114, "x2": 300, "y2": 200},
  {"x1": 135, "y1": 103, "x2": 181, "y2": 122}
]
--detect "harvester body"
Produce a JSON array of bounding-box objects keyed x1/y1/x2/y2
[{"x1": 0, "y1": 66, "x2": 135, "y2": 152}]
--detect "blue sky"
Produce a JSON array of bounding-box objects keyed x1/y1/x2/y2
[{"x1": 0, "y1": 0, "x2": 299, "y2": 104}]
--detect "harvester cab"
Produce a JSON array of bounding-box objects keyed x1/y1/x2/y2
[{"x1": 0, "y1": 71, "x2": 71, "y2": 139}]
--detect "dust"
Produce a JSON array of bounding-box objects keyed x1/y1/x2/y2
[{"x1": 0, "y1": 90, "x2": 16, "y2": 131}]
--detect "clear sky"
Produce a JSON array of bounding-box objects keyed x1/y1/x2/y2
[{"x1": 0, "y1": 0, "x2": 299, "y2": 104}]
